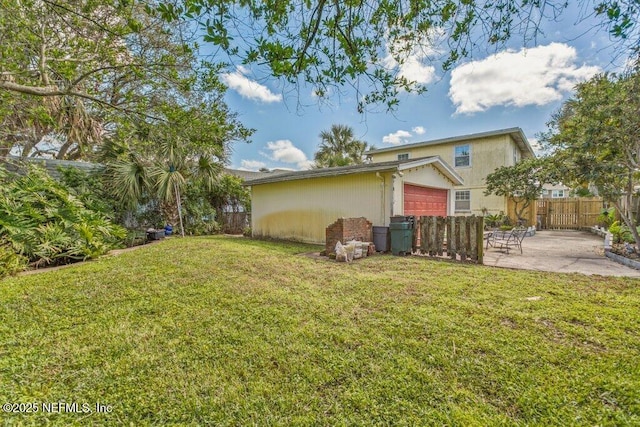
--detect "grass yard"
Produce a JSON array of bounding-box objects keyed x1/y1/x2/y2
[{"x1": 1, "y1": 236, "x2": 639, "y2": 425}]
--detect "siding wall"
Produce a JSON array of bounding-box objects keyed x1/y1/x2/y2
[
  {"x1": 251, "y1": 172, "x2": 393, "y2": 244},
  {"x1": 369, "y1": 135, "x2": 522, "y2": 215}
]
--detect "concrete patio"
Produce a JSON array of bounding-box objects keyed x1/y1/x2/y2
[{"x1": 483, "y1": 230, "x2": 640, "y2": 277}]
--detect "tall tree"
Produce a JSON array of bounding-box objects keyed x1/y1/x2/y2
[
  {"x1": 104, "y1": 87, "x2": 252, "y2": 235},
  {"x1": 159, "y1": 0, "x2": 640, "y2": 111},
  {"x1": 0, "y1": 0, "x2": 205, "y2": 159},
  {"x1": 484, "y1": 157, "x2": 557, "y2": 224},
  {"x1": 314, "y1": 124, "x2": 368, "y2": 168},
  {"x1": 542, "y1": 63, "x2": 640, "y2": 248}
]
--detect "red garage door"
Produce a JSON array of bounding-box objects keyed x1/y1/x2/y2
[{"x1": 403, "y1": 184, "x2": 448, "y2": 217}]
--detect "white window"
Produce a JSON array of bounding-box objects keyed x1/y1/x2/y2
[
  {"x1": 454, "y1": 145, "x2": 470, "y2": 167},
  {"x1": 455, "y1": 190, "x2": 471, "y2": 212},
  {"x1": 513, "y1": 146, "x2": 519, "y2": 164},
  {"x1": 551, "y1": 190, "x2": 565, "y2": 198},
  {"x1": 397, "y1": 153, "x2": 409, "y2": 161}
]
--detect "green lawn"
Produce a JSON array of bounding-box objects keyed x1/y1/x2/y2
[{"x1": 1, "y1": 236, "x2": 639, "y2": 425}]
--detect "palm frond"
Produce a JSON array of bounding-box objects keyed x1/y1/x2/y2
[{"x1": 107, "y1": 157, "x2": 150, "y2": 208}]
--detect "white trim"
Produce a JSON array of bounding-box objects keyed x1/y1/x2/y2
[
  {"x1": 454, "y1": 189, "x2": 471, "y2": 212},
  {"x1": 398, "y1": 156, "x2": 464, "y2": 185}
]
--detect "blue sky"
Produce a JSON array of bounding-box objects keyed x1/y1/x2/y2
[{"x1": 218, "y1": 6, "x2": 627, "y2": 171}]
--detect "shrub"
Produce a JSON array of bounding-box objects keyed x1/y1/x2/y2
[
  {"x1": 597, "y1": 207, "x2": 616, "y2": 229},
  {"x1": 608, "y1": 221, "x2": 638, "y2": 244},
  {"x1": 0, "y1": 242, "x2": 28, "y2": 278},
  {"x1": 484, "y1": 213, "x2": 502, "y2": 228},
  {"x1": 0, "y1": 164, "x2": 127, "y2": 267}
]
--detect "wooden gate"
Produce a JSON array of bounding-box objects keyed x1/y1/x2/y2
[
  {"x1": 417, "y1": 215, "x2": 484, "y2": 263},
  {"x1": 536, "y1": 198, "x2": 604, "y2": 229}
]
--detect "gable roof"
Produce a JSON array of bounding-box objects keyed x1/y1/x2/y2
[
  {"x1": 244, "y1": 156, "x2": 464, "y2": 186},
  {"x1": 366, "y1": 127, "x2": 535, "y2": 158}
]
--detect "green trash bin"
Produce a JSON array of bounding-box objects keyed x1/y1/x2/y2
[{"x1": 389, "y1": 222, "x2": 413, "y2": 256}]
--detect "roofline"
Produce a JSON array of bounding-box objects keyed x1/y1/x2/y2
[
  {"x1": 244, "y1": 156, "x2": 463, "y2": 186},
  {"x1": 366, "y1": 127, "x2": 536, "y2": 158},
  {"x1": 244, "y1": 161, "x2": 400, "y2": 186},
  {"x1": 398, "y1": 156, "x2": 463, "y2": 185}
]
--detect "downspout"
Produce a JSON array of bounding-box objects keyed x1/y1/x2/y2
[
  {"x1": 376, "y1": 172, "x2": 385, "y2": 225},
  {"x1": 391, "y1": 171, "x2": 404, "y2": 217}
]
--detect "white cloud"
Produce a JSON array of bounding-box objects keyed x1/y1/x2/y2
[
  {"x1": 448, "y1": 43, "x2": 601, "y2": 115},
  {"x1": 240, "y1": 160, "x2": 267, "y2": 171},
  {"x1": 264, "y1": 140, "x2": 313, "y2": 170},
  {"x1": 382, "y1": 33, "x2": 439, "y2": 87},
  {"x1": 383, "y1": 130, "x2": 412, "y2": 145},
  {"x1": 412, "y1": 126, "x2": 426, "y2": 135},
  {"x1": 221, "y1": 66, "x2": 282, "y2": 103}
]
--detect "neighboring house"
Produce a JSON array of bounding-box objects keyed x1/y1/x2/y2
[
  {"x1": 3, "y1": 155, "x2": 103, "y2": 179},
  {"x1": 541, "y1": 184, "x2": 572, "y2": 198},
  {"x1": 365, "y1": 128, "x2": 535, "y2": 217},
  {"x1": 245, "y1": 157, "x2": 463, "y2": 244},
  {"x1": 224, "y1": 168, "x2": 291, "y2": 182}
]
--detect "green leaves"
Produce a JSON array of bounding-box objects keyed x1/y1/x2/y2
[
  {"x1": 543, "y1": 65, "x2": 640, "y2": 246},
  {"x1": 484, "y1": 157, "x2": 557, "y2": 221},
  {"x1": 0, "y1": 164, "x2": 126, "y2": 269},
  {"x1": 313, "y1": 124, "x2": 369, "y2": 168}
]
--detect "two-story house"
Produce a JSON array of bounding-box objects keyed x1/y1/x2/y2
[
  {"x1": 245, "y1": 127, "x2": 534, "y2": 244},
  {"x1": 365, "y1": 127, "x2": 535, "y2": 217}
]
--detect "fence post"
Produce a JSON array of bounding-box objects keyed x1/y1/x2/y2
[
  {"x1": 448, "y1": 217, "x2": 456, "y2": 259},
  {"x1": 476, "y1": 216, "x2": 484, "y2": 264},
  {"x1": 468, "y1": 215, "x2": 477, "y2": 261},
  {"x1": 459, "y1": 216, "x2": 467, "y2": 261},
  {"x1": 436, "y1": 216, "x2": 445, "y2": 256}
]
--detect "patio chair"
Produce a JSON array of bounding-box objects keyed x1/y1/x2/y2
[{"x1": 489, "y1": 227, "x2": 526, "y2": 254}]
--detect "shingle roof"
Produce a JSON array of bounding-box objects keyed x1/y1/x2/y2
[
  {"x1": 365, "y1": 127, "x2": 535, "y2": 157},
  {"x1": 244, "y1": 156, "x2": 464, "y2": 186}
]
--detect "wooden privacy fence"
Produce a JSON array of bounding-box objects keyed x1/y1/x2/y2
[
  {"x1": 536, "y1": 198, "x2": 604, "y2": 230},
  {"x1": 220, "y1": 212, "x2": 249, "y2": 234},
  {"x1": 416, "y1": 215, "x2": 484, "y2": 264}
]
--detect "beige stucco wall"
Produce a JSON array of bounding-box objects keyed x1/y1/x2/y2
[
  {"x1": 369, "y1": 135, "x2": 523, "y2": 215},
  {"x1": 251, "y1": 172, "x2": 394, "y2": 244}
]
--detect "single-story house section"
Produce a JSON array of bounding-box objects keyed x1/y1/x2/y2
[{"x1": 244, "y1": 156, "x2": 464, "y2": 244}]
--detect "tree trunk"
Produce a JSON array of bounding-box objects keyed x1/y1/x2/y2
[
  {"x1": 613, "y1": 200, "x2": 640, "y2": 250},
  {"x1": 159, "y1": 201, "x2": 179, "y2": 231}
]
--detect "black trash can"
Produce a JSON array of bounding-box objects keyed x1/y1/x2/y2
[{"x1": 373, "y1": 226, "x2": 390, "y2": 252}]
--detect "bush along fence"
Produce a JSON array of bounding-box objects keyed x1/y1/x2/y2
[{"x1": 416, "y1": 215, "x2": 484, "y2": 264}]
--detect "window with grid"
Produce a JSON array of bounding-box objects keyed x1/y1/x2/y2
[
  {"x1": 397, "y1": 153, "x2": 409, "y2": 161},
  {"x1": 551, "y1": 190, "x2": 565, "y2": 198},
  {"x1": 454, "y1": 145, "x2": 470, "y2": 167},
  {"x1": 455, "y1": 190, "x2": 471, "y2": 212}
]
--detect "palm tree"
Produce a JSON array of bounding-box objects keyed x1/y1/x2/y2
[
  {"x1": 314, "y1": 124, "x2": 369, "y2": 168},
  {"x1": 106, "y1": 139, "x2": 221, "y2": 237}
]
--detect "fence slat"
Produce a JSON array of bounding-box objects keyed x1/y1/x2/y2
[
  {"x1": 417, "y1": 215, "x2": 483, "y2": 263},
  {"x1": 469, "y1": 216, "x2": 477, "y2": 260},
  {"x1": 436, "y1": 216, "x2": 445, "y2": 256},
  {"x1": 458, "y1": 216, "x2": 467, "y2": 261},
  {"x1": 448, "y1": 217, "x2": 457, "y2": 259}
]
